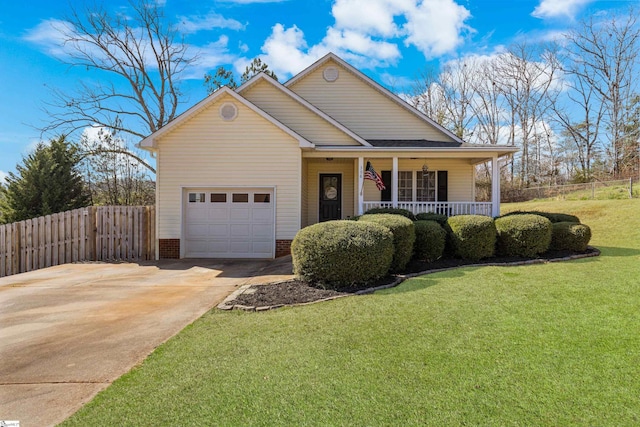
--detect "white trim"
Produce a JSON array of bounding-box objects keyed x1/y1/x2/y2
[
  {"x1": 358, "y1": 157, "x2": 364, "y2": 215},
  {"x1": 285, "y1": 53, "x2": 464, "y2": 144},
  {"x1": 492, "y1": 156, "x2": 501, "y2": 217},
  {"x1": 138, "y1": 86, "x2": 314, "y2": 150},
  {"x1": 237, "y1": 73, "x2": 371, "y2": 147}
]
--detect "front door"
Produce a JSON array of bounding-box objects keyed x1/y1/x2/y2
[{"x1": 319, "y1": 174, "x2": 341, "y2": 222}]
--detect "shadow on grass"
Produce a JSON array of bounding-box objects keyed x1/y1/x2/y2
[
  {"x1": 594, "y1": 246, "x2": 640, "y2": 257},
  {"x1": 381, "y1": 267, "x2": 482, "y2": 295}
]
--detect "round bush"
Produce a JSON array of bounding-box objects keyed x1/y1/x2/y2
[
  {"x1": 291, "y1": 220, "x2": 393, "y2": 288},
  {"x1": 447, "y1": 215, "x2": 496, "y2": 261},
  {"x1": 495, "y1": 214, "x2": 552, "y2": 257},
  {"x1": 415, "y1": 212, "x2": 448, "y2": 226},
  {"x1": 550, "y1": 222, "x2": 592, "y2": 252},
  {"x1": 362, "y1": 207, "x2": 416, "y2": 221},
  {"x1": 502, "y1": 211, "x2": 580, "y2": 224},
  {"x1": 413, "y1": 220, "x2": 446, "y2": 262},
  {"x1": 359, "y1": 214, "x2": 415, "y2": 272}
]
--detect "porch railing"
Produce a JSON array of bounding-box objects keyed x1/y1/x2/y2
[{"x1": 363, "y1": 202, "x2": 493, "y2": 217}]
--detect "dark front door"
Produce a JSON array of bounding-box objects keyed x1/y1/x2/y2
[{"x1": 319, "y1": 174, "x2": 342, "y2": 222}]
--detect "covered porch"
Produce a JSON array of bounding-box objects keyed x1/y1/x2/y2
[{"x1": 301, "y1": 146, "x2": 517, "y2": 227}]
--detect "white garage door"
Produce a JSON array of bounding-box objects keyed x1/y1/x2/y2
[{"x1": 184, "y1": 188, "x2": 275, "y2": 258}]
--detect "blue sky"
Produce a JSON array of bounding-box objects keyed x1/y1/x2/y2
[{"x1": 0, "y1": 0, "x2": 633, "y2": 181}]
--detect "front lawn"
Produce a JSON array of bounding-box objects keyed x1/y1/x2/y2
[{"x1": 62, "y1": 199, "x2": 640, "y2": 426}]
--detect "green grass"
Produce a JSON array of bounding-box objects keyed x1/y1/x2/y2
[{"x1": 62, "y1": 200, "x2": 640, "y2": 426}]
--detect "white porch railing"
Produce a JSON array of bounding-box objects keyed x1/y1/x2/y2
[{"x1": 363, "y1": 202, "x2": 493, "y2": 217}]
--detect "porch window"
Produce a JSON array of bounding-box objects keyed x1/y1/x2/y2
[
  {"x1": 398, "y1": 171, "x2": 413, "y2": 201},
  {"x1": 417, "y1": 171, "x2": 436, "y2": 202}
]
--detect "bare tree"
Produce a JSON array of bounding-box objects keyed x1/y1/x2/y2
[
  {"x1": 493, "y1": 43, "x2": 561, "y2": 185},
  {"x1": 42, "y1": 0, "x2": 197, "y2": 173},
  {"x1": 408, "y1": 67, "x2": 448, "y2": 127},
  {"x1": 564, "y1": 11, "x2": 640, "y2": 177},
  {"x1": 82, "y1": 128, "x2": 155, "y2": 206}
]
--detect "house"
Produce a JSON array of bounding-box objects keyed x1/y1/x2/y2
[{"x1": 139, "y1": 53, "x2": 517, "y2": 259}]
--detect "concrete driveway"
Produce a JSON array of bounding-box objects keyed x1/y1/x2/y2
[{"x1": 0, "y1": 258, "x2": 293, "y2": 427}]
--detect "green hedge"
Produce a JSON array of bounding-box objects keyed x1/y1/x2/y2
[
  {"x1": 291, "y1": 220, "x2": 393, "y2": 288},
  {"x1": 359, "y1": 214, "x2": 415, "y2": 272},
  {"x1": 415, "y1": 212, "x2": 448, "y2": 225},
  {"x1": 495, "y1": 214, "x2": 552, "y2": 257},
  {"x1": 413, "y1": 220, "x2": 446, "y2": 262},
  {"x1": 447, "y1": 215, "x2": 496, "y2": 261},
  {"x1": 550, "y1": 222, "x2": 592, "y2": 252},
  {"x1": 502, "y1": 211, "x2": 580, "y2": 223},
  {"x1": 362, "y1": 207, "x2": 416, "y2": 221}
]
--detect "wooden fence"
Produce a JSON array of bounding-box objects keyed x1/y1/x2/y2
[{"x1": 0, "y1": 206, "x2": 155, "y2": 278}]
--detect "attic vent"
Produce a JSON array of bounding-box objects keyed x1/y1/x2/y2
[
  {"x1": 219, "y1": 102, "x2": 238, "y2": 121},
  {"x1": 323, "y1": 66, "x2": 339, "y2": 82}
]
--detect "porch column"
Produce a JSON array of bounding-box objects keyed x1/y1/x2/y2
[
  {"x1": 358, "y1": 157, "x2": 364, "y2": 215},
  {"x1": 392, "y1": 157, "x2": 398, "y2": 208},
  {"x1": 491, "y1": 156, "x2": 500, "y2": 217}
]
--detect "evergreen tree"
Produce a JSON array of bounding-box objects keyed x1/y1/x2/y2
[{"x1": 0, "y1": 136, "x2": 90, "y2": 223}]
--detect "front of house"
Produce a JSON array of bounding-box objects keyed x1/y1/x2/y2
[{"x1": 139, "y1": 53, "x2": 517, "y2": 259}]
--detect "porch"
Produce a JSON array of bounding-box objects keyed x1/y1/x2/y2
[
  {"x1": 302, "y1": 150, "x2": 507, "y2": 227},
  {"x1": 362, "y1": 201, "x2": 493, "y2": 217}
]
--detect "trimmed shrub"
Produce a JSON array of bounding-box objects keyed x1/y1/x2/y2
[
  {"x1": 362, "y1": 207, "x2": 416, "y2": 221},
  {"x1": 447, "y1": 215, "x2": 496, "y2": 261},
  {"x1": 495, "y1": 214, "x2": 552, "y2": 257},
  {"x1": 359, "y1": 214, "x2": 415, "y2": 272},
  {"x1": 502, "y1": 210, "x2": 580, "y2": 224},
  {"x1": 415, "y1": 212, "x2": 448, "y2": 226},
  {"x1": 291, "y1": 220, "x2": 393, "y2": 288},
  {"x1": 413, "y1": 220, "x2": 446, "y2": 262},
  {"x1": 550, "y1": 222, "x2": 592, "y2": 252}
]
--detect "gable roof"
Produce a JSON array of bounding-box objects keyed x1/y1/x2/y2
[
  {"x1": 285, "y1": 53, "x2": 464, "y2": 144},
  {"x1": 236, "y1": 72, "x2": 371, "y2": 147},
  {"x1": 138, "y1": 86, "x2": 314, "y2": 150}
]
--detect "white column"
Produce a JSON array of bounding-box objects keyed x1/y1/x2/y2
[
  {"x1": 491, "y1": 156, "x2": 500, "y2": 217},
  {"x1": 392, "y1": 157, "x2": 398, "y2": 208},
  {"x1": 358, "y1": 157, "x2": 364, "y2": 215}
]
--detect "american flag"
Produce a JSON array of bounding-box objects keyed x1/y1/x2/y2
[{"x1": 364, "y1": 161, "x2": 386, "y2": 191}]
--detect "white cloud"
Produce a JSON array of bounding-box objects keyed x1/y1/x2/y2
[
  {"x1": 0, "y1": 170, "x2": 8, "y2": 185},
  {"x1": 184, "y1": 36, "x2": 239, "y2": 79},
  {"x1": 332, "y1": 0, "x2": 407, "y2": 37},
  {"x1": 23, "y1": 19, "x2": 75, "y2": 57},
  {"x1": 402, "y1": 0, "x2": 472, "y2": 58},
  {"x1": 177, "y1": 12, "x2": 245, "y2": 34},
  {"x1": 260, "y1": 0, "x2": 473, "y2": 78},
  {"x1": 218, "y1": 0, "x2": 290, "y2": 3},
  {"x1": 532, "y1": 0, "x2": 594, "y2": 19}
]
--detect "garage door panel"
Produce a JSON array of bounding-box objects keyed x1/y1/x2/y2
[
  {"x1": 184, "y1": 188, "x2": 275, "y2": 258},
  {"x1": 230, "y1": 207, "x2": 251, "y2": 221},
  {"x1": 252, "y1": 224, "x2": 273, "y2": 238},
  {"x1": 252, "y1": 208, "x2": 273, "y2": 223},
  {"x1": 230, "y1": 224, "x2": 251, "y2": 237},
  {"x1": 208, "y1": 207, "x2": 230, "y2": 221},
  {"x1": 186, "y1": 208, "x2": 207, "y2": 221}
]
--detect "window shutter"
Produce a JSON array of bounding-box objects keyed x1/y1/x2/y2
[
  {"x1": 437, "y1": 171, "x2": 448, "y2": 202},
  {"x1": 381, "y1": 171, "x2": 392, "y2": 201}
]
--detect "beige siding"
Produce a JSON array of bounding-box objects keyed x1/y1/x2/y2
[
  {"x1": 243, "y1": 80, "x2": 360, "y2": 146},
  {"x1": 305, "y1": 159, "x2": 355, "y2": 225},
  {"x1": 362, "y1": 159, "x2": 474, "y2": 202},
  {"x1": 289, "y1": 59, "x2": 455, "y2": 142},
  {"x1": 156, "y1": 93, "x2": 301, "y2": 241}
]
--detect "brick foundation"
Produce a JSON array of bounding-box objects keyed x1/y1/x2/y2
[
  {"x1": 159, "y1": 239, "x2": 180, "y2": 259},
  {"x1": 275, "y1": 240, "x2": 292, "y2": 257}
]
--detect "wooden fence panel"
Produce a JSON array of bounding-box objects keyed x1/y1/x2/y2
[{"x1": 0, "y1": 206, "x2": 155, "y2": 278}]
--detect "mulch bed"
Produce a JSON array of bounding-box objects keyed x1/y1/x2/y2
[{"x1": 223, "y1": 247, "x2": 599, "y2": 310}]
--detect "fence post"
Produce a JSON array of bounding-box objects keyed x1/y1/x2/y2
[
  {"x1": 592, "y1": 182, "x2": 595, "y2": 199},
  {"x1": 630, "y1": 177, "x2": 633, "y2": 199}
]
